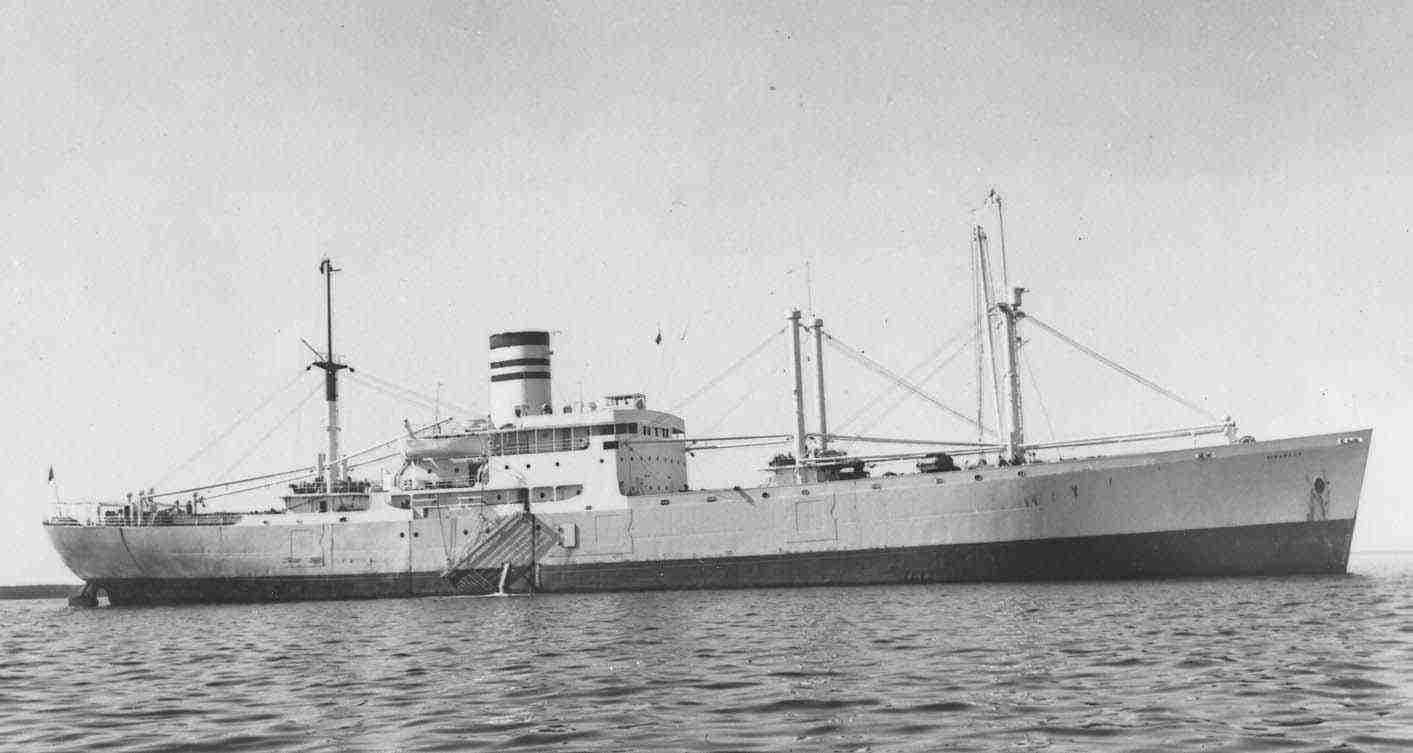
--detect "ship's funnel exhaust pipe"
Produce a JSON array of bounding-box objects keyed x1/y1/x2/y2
[{"x1": 489, "y1": 331, "x2": 552, "y2": 426}]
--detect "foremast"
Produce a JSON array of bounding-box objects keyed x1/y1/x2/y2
[{"x1": 312, "y1": 258, "x2": 349, "y2": 488}]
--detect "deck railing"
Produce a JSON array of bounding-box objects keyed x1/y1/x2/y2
[{"x1": 46, "y1": 505, "x2": 250, "y2": 528}]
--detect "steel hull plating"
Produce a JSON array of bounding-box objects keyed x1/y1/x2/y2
[
  {"x1": 85, "y1": 519, "x2": 1353, "y2": 605},
  {"x1": 46, "y1": 430, "x2": 1371, "y2": 605}
]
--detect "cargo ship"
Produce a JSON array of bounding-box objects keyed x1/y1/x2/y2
[{"x1": 45, "y1": 202, "x2": 1370, "y2": 605}]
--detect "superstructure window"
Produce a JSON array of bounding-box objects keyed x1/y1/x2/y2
[{"x1": 491, "y1": 427, "x2": 592, "y2": 455}]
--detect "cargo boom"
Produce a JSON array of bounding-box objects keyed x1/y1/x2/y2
[{"x1": 46, "y1": 195, "x2": 1370, "y2": 605}]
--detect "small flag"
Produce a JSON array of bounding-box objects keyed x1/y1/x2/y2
[{"x1": 46, "y1": 466, "x2": 54, "y2": 483}]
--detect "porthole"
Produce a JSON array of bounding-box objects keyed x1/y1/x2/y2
[
  {"x1": 800, "y1": 489, "x2": 810, "y2": 496},
  {"x1": 462, "y1": 530, "x2": 469, "y2": 536},
  {"x1": 762, "y1": 491, "x2": 770, "y2": 498},
  {"x1": 399, "y1": 532, "x2": 405, "y2": 538}
]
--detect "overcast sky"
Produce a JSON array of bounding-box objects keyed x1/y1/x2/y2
[{"x1": 4, "y1": 1, "x2": 1411, "y2": 583}]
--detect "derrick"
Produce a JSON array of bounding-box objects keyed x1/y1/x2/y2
[{"x1": 676, "y1": 187, "x2": 1241, "y2": 476}]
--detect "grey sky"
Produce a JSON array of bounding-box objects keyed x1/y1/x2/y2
[{"x1": 4, "y1": 1, "x2": 1410, "y2": 583}]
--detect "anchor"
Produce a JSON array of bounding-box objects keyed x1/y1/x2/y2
[{"x1": 67, "y1": 582, "x2": 100, "y2": 608}]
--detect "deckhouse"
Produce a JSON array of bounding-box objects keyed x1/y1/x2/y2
[{"x1": 394, "y1": 331, "x2": 687, "y2": 517}]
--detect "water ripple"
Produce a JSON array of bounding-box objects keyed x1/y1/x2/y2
[{"x1": 1, "y1": 554, "x2": 1411, "y2": 751}]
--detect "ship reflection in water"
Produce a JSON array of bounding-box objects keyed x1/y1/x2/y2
[{"x1": 3, "y1": 554, "x2": 1412, "y2": 752}]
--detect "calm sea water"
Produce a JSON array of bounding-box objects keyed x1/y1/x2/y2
[{"x1": 3, "y1": 555, "x2": 1411, "y2": 752}]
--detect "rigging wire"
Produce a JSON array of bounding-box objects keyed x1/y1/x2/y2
[
  {"x1": 701, "y1": 388, "x2": 759, "y2": 435},
  {"x1": 151, "y1": 370, "x2": 308, "y2": 488},
  {"x1": 347, "y1": 372, "x2": 440, "y2": 413},
  {"x1": 201, "y1": 451, "x2": 401, "y2": 502},
  {"x1": 346, "y1": 372, "x2": 477, "y2": 425},
  {"x1": 836, "y1": 322, "x2": 977, "y2": 433},
  {"x1": 855, "y1": 333, "x2": 978, "y2": 436},
  {"x1": 152, "y1": 418, "x2": 451, "y2": 500},
  {"x1": 820, "y1": 330, "x2": 994, "y2": 438},
  {"x1": 976, "y1": 229, "x2": 1006, "y2": 436},
  {"x1": 682, "y1": 438, "x2": 790, "y2": 452},
  {"x1": 971, "y1": 231, "x2": 986, "y2": 444},
  {"x1": 668, "y1": 325, "x2": 788, "y2": 414},
  {"x1": 157, "y1": 465, "x2": 316, "y2": 500},
  {"x1": 353, "y1": 371, "x2": 453, "y2": 414},
  {"x1": 1025, "y1": 314, "x2": 1222, "y2": 423},
  {"x1": 1022, "y1": 349, "x2": 1060, "y2": 458},
  {"x1": 353, "y1": 369, "x2": 478, "y2": 417},
  {"x1": 217, "y1": 384, "x2": 322, "y2": 481}
]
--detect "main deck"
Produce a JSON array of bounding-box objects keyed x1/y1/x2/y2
[{"x1": 46, "y1": 429, "x2": 1370, "y2": 605}]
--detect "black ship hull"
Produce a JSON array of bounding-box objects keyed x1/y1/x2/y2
[{"x1": 88, "y1": 518, "x2": 1353, "y2": 606}]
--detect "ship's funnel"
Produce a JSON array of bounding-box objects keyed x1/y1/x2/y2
[{"x1": 489, "y1": 330, "x2": 551, "y2": 426}]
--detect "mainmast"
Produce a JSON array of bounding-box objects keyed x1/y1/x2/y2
[
  {"x1": 997, "y1": 286, "x2": 1027, "y2": 464},
  {"x1": 813, "y1": 316, "x2": 828, "y2": 455},
  {"x1": 975, "y1": 223, "x2": 1027, "y2": 465},
  {"x1": 788, "y1": 309, "x2": 808, "y2": 483},
  {"x1": 990, "y1": 188, "x2": 1010, "y2": 293},
  {"x1": 975, "y1": 227, "x2": 1006, "y2": 449},
  {"x1": 312, "y1": 258, "x2": 349, "y2": 488}
]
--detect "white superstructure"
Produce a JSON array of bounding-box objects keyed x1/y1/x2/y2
[{"x1": 40, "y1": 191, "x2": 1372, "y2": 606}]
